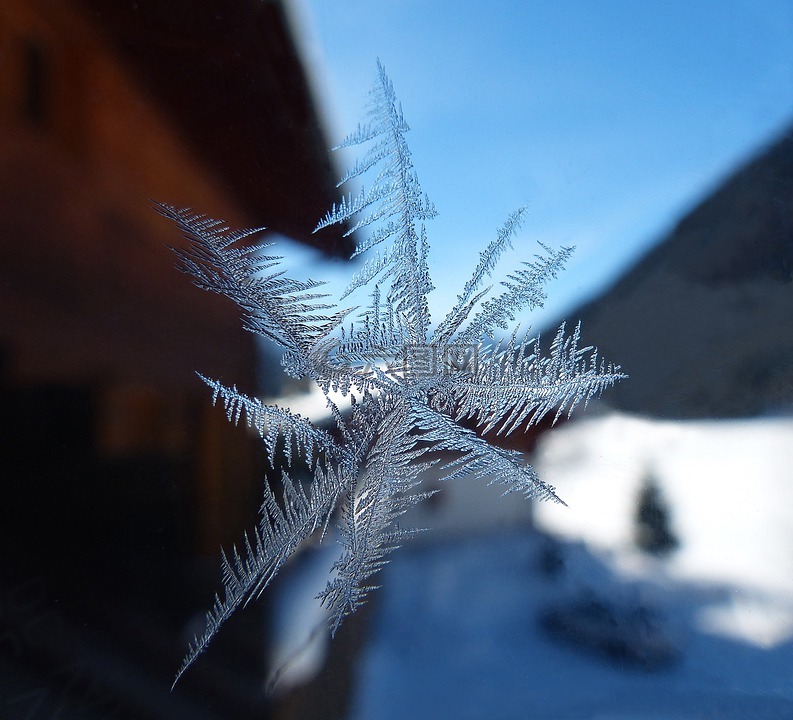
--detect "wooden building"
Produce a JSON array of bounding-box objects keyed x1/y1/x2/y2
[
  {"x1": 0, "y1": 0, "x2": 347, "y2": 546},
  {"x1": 0, "y1": 2, "x2": 349, "y2": 716}
]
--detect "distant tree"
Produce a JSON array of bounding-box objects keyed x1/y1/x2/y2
[{"x1": 634, "y1": 476, "x2": 678, "y2": 556}]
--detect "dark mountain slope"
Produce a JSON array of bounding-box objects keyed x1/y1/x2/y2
[{"x1": 570, "y1": 126, "x2": 793, "y2": 418}]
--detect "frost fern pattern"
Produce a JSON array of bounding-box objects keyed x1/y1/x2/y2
[{"x1": 161, "y1": 61, "x2": 625, "y2": 686}]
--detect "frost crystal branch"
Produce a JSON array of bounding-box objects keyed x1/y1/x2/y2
[{"x1": 161, "y1": 60, "x2": 625, "y2": 687}]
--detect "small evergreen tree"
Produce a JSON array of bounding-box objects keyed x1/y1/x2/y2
[{"x1": 634, "y1": 476, "x2": 678, "y2": 556}]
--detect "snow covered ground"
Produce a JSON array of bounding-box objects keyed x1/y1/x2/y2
[
  {"x1": 533, "y1": 412, "x2": 793, "y2": 633},
  {"x1": 341, "y1": 412, "x2": 793, "y2": 719}
]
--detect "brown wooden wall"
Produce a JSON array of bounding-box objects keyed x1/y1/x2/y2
[{"x1": 0, "y1": 0, "x2": 338, "y2": 558}]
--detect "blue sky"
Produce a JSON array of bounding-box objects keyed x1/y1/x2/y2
[{"x1": 287, "y1": 0, "x2": 793, "y2": 330}]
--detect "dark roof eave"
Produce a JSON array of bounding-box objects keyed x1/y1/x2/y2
[{"x1": 80, "y1": 0, "x2": 355, "y2": 258}]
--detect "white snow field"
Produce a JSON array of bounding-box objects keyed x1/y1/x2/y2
[{"x1": 343, "y1": 412, "x2": 793, "y2": 719}]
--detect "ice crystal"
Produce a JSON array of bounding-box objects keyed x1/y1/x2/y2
[{"x1": 161, "y1": 61, "x2": 625, "y2": 687}]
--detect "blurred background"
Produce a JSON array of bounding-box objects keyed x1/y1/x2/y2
[{"x1": 1, "y1": 1, "x2": 792, "y2": 718}]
